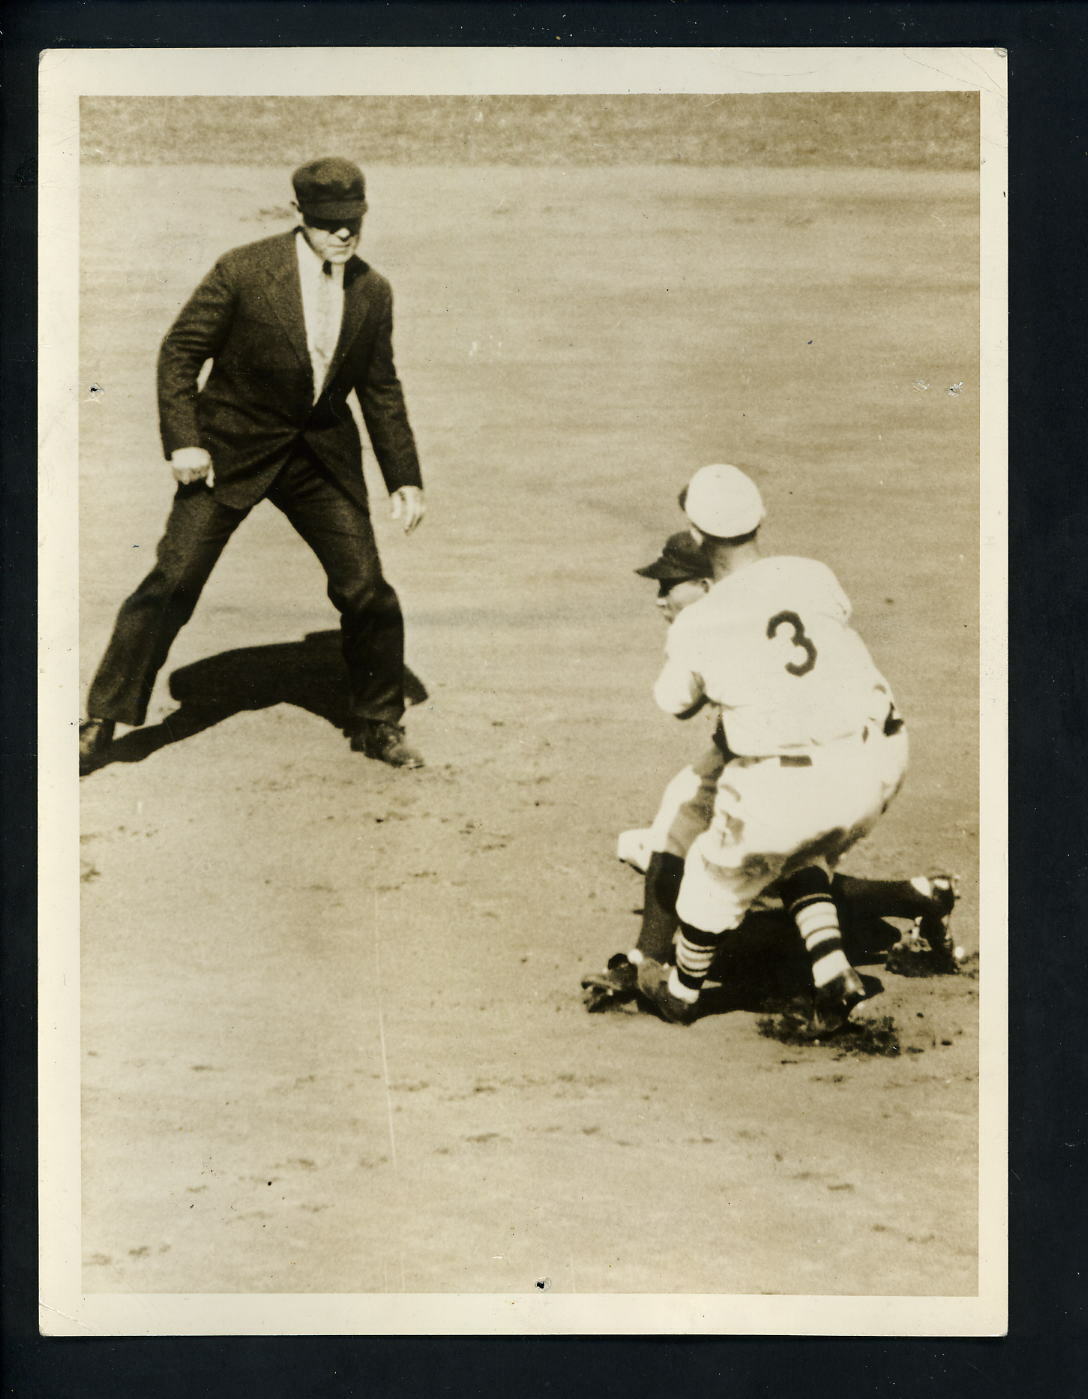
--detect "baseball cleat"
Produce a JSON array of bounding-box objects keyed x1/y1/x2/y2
[
  {"x1": 885, "y1": 874, "x2": 963, "y2": 975},
  {"x1": 580, "y1": 953, "x2": 639, "y2": 1012},
  {"x1": 916, "y1": 873, "x2": 961, "y2": 971},
  {"x1": 636, "y1": 958, "x2": 699, "y2": 1025},
  {"x1": 808, "y1": 966, "x2": 868, "y2": 1036}
]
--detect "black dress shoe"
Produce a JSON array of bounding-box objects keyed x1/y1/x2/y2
[
  {"x1": 349, "y1": 720, "x2": 424, "y2": 769},
  {"x1": 79, "y1": 718, "x2": 116, "y2": 775}
]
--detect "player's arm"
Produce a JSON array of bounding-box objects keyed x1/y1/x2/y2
[
  {"x1": 653, "y1": 613, "x2": 709, "y2": 719},
  {"x1": 653, "y1": 656, "x2": 707, "y2": 720},
  {"x1": 674, "y1": 694, "x2": 710, "y2": 720}
]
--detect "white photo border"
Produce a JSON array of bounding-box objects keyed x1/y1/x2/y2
[{"x1": 39, "y1": 45, "x2": 1007, "y2": 1338}]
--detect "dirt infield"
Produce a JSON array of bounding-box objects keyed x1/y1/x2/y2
[{"x1": 79, "y1": 157, "x2": 980, "y2": 1296}]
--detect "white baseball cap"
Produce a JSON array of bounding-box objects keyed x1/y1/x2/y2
[{"x1": 680, "y1": 463, "x2": 765, "y2": 538}]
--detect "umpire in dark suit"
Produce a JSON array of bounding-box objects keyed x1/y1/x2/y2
[{"x1": 80, "y1": 157, "x2": 426, "y2": 773}]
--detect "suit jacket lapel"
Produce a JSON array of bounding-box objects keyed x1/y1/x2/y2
[
  {"x1": 324, "y1": 257, "x2": 374, "y2": 388},
  {"x1": 264, "y1": 232, "x2": 311, "y2": 373}
]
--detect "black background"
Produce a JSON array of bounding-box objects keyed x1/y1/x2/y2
[{"x1": 3, "y1": 3, "x2": 1085, "y2": 1394}]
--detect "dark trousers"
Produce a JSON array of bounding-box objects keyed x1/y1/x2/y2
[{"x1": 87, "y1": 450, "x2": 405, "y2": 729}]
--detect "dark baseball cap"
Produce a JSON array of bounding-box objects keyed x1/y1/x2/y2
[
  {"x1": 292, "y1": 157, "x2": 367, "y2": 220},
  {"x1": 635, "y1": 531, "x2": 711, "y2": 583}
]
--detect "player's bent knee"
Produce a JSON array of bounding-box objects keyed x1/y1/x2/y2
[{"x1": 778, "y1": 863, "x2": 832, "y2": 903}]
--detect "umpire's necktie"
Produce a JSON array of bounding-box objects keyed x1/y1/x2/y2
[{"x1": 313, "y1": 260, "x2": 340, "y2": 396}]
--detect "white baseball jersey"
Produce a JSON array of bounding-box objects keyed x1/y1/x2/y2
[{"x1": 653, "y1": 556, "x2": 894, "y2": 757}]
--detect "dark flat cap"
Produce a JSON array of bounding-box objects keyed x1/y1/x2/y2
[
  {"x1": 635, "y1": 531, "x2": 711, "y2": 583},
  {"x1": 292, "y1": 157, "x2": 367, "y2": 220}
]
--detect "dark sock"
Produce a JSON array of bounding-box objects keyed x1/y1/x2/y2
[
  {"x1": 633, "y1": 851, "x2": 685, "y2": 963},
  {"x1": 833, "y1": 874, "x2": 940, "y2": 920}
]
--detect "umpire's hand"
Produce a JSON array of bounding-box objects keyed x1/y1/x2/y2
[
  {"x1": 170, "y1": 446, "x2": 214, "y2": 487},
  {"x1": 391, "y1": 485, "x2": 425, "y2": 535}
]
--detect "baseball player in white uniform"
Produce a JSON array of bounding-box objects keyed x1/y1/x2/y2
[
  {"x1": 581, "y1": 524, "x2": 958, "y2": 1024},
  {"x1": 638, "y1": 463, "x2": 909, "y2": 1027}
]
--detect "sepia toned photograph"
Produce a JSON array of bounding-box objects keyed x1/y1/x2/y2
[{"x1": 39, "y1": 47, "x2": 1006, "y2": 1335}]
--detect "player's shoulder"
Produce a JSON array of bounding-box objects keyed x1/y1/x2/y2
[
  {"x1": 715, "y1": 556, "x2": 850, "y2": 625},
  {"x1": 757, "y1": 555, "x2": 848, "y2": 604},
  {"x1": 664, "y1": 588, "x2": 715, "y2": 653},
  {"x1": 758, "y1": 555, "x2": 842, "y2": 588}
]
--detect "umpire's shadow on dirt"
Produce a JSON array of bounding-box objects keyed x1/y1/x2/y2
[{"x1": 99, "y1": 630, "x2": 428, "y2": 769}]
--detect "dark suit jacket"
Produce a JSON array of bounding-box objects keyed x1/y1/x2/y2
[{"x1": 158, "y1": 230, "x2": 422, "y2": 511}]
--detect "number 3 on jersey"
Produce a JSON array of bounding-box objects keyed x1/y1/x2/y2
[{"x1": 766, "y1": 610, "x2": 818, "y2": 676}]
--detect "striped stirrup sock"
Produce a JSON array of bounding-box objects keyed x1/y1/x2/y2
[
  {"x1": 670, "y1": 922, "x2": 721, "y2": 1002},
  {"x1": 781, "y1": 867, "x2": 850, "y2": 989}
]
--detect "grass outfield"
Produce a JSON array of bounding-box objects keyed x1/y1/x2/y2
[{"x1": 81, "y1": 91, "x2": 978, "y2": 169}]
